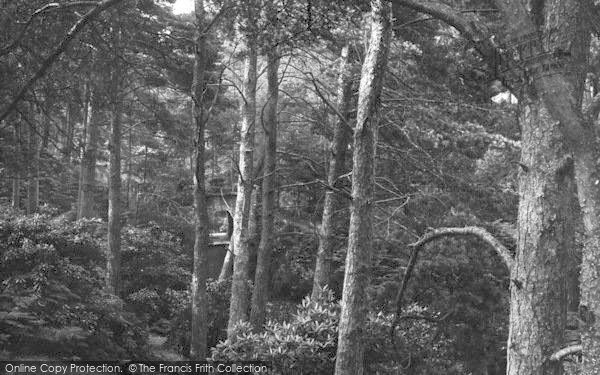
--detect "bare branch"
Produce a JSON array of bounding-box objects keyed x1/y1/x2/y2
[
  {"x1": 550, "y1": 345, "x2": 582, "y2": 361},
  {"x1": 390, "y1": 226, "x2": 514, "y2": 345},
  {"x1": 411, "y1": 226, "x2": 514, "y2": 270},
  {"x1": 0, "y1": 0, "x2": 126, "y2": 124},
  {"x1": 0, "y1": 1, "x2": 100, "y2": 56}
]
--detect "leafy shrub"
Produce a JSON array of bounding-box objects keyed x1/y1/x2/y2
[
  {"x1": 121, "y1": 223, "x2": 191, "y2": 322},
  {"x1": 211, "y1": 288, "x2": 459, "y2": 375},
  {"x1": 211, "y1": 288, "x2": 338, "y2": 374},
  {"x1": 0, "y1": 207, "x2": 148, "y2": 359}
]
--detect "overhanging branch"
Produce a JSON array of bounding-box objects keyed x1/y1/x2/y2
[
  {"x1": 0, "y1": 0, "x2": 126, "y2": 124},
  {"x1": 411, "y1": 226, "x2": 514, "y2": 270},
  {"x1": 390, "y1": 226, "x2": 514, "y2": 343}
]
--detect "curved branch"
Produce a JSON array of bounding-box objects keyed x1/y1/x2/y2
[
  {"x1": 411, "y1": 226, "x2": 514, "y2": 270},
  {"x1": 391, "y1": 1, "x2": 492, "y2": 45},
  {"x1": 390, "y1": 226, "x2": 514, "y2": 343},
  {"x1": 0, "y1": 0, "x2": 126, "y2": 124},
  {"x1": 550, "y1": 345, "x2": 582, "y2": 361}
]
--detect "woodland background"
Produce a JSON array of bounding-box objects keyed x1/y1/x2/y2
[{"x1": 2, "y1": 0, "x2": 598, "y2": 374}]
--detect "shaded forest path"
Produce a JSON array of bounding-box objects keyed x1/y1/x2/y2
[{"x1": 148, "y1": 334, "x2": 187, "y2": 361}]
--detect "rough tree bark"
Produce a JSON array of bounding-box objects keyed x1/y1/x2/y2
[
  {"x1": 488, "y1": 0, "x2": 600, "y2": 371},
  {"x1": 227, "y1": 7, "x2": 258, "y2": 337},
  {"x1": 506, "y1": 101, "x2": 571, "y2": 375},
  {"x1": 189, "y1": 0, "x2": 210, "y2": 359},
  {"x1": 78, "y1": 82, "x2": 99, "y2": 219},
  {"x1": 390, "y1": 0, "x2": 589, "y2": 371},
  {"x1": 250, "y1": 50, "x2": 279, "y2": 329},
  {"x1": 334, "y1": 1, "x2": 391, "y2": 374},
  {"x1": 311, "y1": 43, "x2": 354, "y2": 299},
  {"x1": 106, "y1": 25, "x2": 123, "y2": 296}
]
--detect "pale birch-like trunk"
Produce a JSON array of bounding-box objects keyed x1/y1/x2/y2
[
  {"x1": 250, "y1": 51, "x2": 279, "y2": 329},
  {"x1": 78, "y1": 82, "x2": 99, "y2": 219},
  {"x1": 227, "y1": 23, "x2": 258, "y2": 337},
  {"x1": 312, "y1": 43, "x2": 354, "y2": 299},
  {"x1": 189, "y1": 0, "x2": 210, "y2": 359},
  {"x1": 106, "y1": 28, "x2": 123, "y2": 296},
  {"x1": 334, "y1": 1, "x2": 391, "y2": 374}
]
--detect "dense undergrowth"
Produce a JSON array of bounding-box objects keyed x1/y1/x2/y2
[{"x1": 0, "y1": 204, "x2": 506, "y2": 373}]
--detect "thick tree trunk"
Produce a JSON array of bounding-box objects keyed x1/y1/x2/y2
[
  {"x1": 189, "y1": 0, "x2": 210, "y2": 359},
  {"x1": 78, "y1": 83, "x2": 99, "y2": 219},
  {"x1": 227, "y1": 29, "x2": 258, "y2": 337},
  {"x1": 506, "y1": 101, "x2": 570, "y2": 375},
  {"x1": 490, "y1": 0, "x2": 600, "y2": 370},
  {"x1": 250, "y1": 51, "x2": 279, "y2": 329},
  {"x1": 312, "y1": 43, "x2": 354, "y2": 299},
  {"x1": 334, "y1": 2, "x2": 391, "y2": 374},
  {"x1": 106, "y1": 38, "x2": 123, "y2": 296},
  {"x1": 386, "y1": 0, "x2": 587, "y2": 370}
]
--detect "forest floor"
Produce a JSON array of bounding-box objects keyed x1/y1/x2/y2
[{"x1": 148, "y1": 334, "x2": 186, "y2": 361}]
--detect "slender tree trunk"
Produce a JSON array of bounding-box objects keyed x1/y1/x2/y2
[
  {"x1": 126, "y1": 127, "x2": 132, "y2": 210},
  {"x1": 26, "y1": 121, "x2": 39, "y2": 215},
  {"x1": 106, "y1": 29, "x2": 123, "y2": 296},
  {"x1": 189, "y1": 0, "x2": 210, "y2": 359},
  {"x1": 219, "y1": 237, "x2": 234, "y2": 280},
  {"x1": 227, "y1": 25, "x2": 258, "y2": 338},
  {"x1": 64, "y1": 95, "x2": 75, "y2": 162},
  {"x1": 334, "y1": 2, "x2": 391, "y2": 374},
  {"x1": 77, "y1": 82, "x2": 90, "y2": 212},
  {"x1": 12, "y1": 178, "x2": 20, "y2": 209},
  {"x1": 250, "y1": 51, "x2": 279, "y2": 329},
  {"x1": 12, "y1": 123, "x2": 21, "y2": 209},
  {"x1": 78, "y1": 82, "x2": 99, "y2": 219},
  {"x1": 312, "y1": 43, "x2": 354, "y2": 299}
]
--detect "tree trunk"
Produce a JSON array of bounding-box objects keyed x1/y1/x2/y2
[
  {"x1": 250, "y1": 50, "x2": 279, "y2": 329},
  {"x1": 312, "y1": 43, "x2": 354, "y2": 299},
  {"x1": 227, "y1": 23, "x2": 258, "y2": 337},
  {"x1": 334, "y1": 2, "x2": 391, "y2": 374},
  {"x1": 189, "y1": 0, "x2": 210, "y2": 359},
  {"x1": 12, "y1": 124, "x2": 21, "y2": 209},
  {"x1": 489, "y1": 0, "x2": 600, "y2": 370},
  {"x1": 391, "y1": 0, "x2": 588, "y2": 370},
  {"x1": 26, "y1": 121, "x2": 39, "y2": 215},
  {"x1": 506, "y1": 101, "x2": 571, "y2": 375},
  {"x1": 64, "y1": 95, "x2": 75, "y2": 162},
  {"x1": 78, "y1": 82, "x2": 99, "y2": 219},
  {"x1": 106, "y1": 32, "x2": 123, "y2": 296}
]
